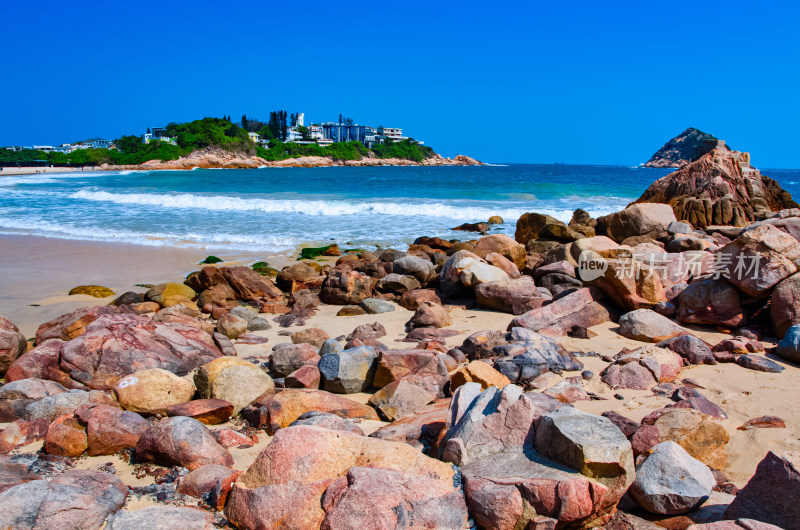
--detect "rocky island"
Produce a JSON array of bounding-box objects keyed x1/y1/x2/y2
[
  {"x1": 644, "y1": 127, "x2": 723, "y2": 168},
  {"x1": 0, "y1": 131, "x2": 798, "y2": 529}
]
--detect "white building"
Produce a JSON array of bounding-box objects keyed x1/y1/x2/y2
[
  {"x1": 144, "y1": 128, "x2": 177, "y2": 145},
  {"x1": 248, "y1": 132, "x2": 260, "y2": 143},
  {"x1": 382, "y1": 127, "x2": 405, "y2": 141}
]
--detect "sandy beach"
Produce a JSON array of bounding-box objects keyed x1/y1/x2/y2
[{"x1": 0, "y1": 166, "x2": 96, "y2": 176}]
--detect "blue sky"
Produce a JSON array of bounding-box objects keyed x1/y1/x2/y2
[{"x1": 2, "y1": 1, "x2": 799, "y2": 166}]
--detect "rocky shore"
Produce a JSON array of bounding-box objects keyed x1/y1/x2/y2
[
  {"x1": 101, "y1": 147, "x2": 483, "y2": 171},
  {"x1": 0, "y1": 144, "x2": 799, "y2": 529}
]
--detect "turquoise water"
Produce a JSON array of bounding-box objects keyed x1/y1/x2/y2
[{"x1": 2, "y1": 164, "x2": 799, "y2": 253}]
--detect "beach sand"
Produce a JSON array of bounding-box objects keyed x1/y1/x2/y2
[
  {"x1": 0, "y1": 166, "x2": 95, "y2": 176},
  {"x1": 0, "y1": 234, "x2": 292, "y2": 337}
]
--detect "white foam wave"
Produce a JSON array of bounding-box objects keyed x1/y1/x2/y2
[
  {"x1": 0, "y1": 216, "x2": 299, "y2": 251},
  {"x1": 69, "y1": 190, "x2": 532, "y2": 221}
]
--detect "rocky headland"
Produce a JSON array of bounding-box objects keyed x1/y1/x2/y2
[
  {"x1": 644, "y1": 127, "x2": 723, "y2": 168},
  {"x1": 1, "y1": 136, "x2": 799, "y2": 529},
  {"x1": 102, "y1": 146, "x2": 482, "y2": 171}
]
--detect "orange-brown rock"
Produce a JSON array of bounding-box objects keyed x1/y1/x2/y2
[
  {"x1": 451, "y1": 360, "x2": 510, "y2": 391},
  {"x1": 258, "y1": 389, "x2": 379, "y2": 434}
]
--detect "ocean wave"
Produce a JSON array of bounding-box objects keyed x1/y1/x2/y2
[
  {"x1": 69, "y1": 190, "x2": 534, "y2": 221},
  {"x1": 0, "y1": 216, "x2": 299, "y2": 251}
]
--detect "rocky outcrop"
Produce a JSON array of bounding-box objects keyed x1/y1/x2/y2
[
  {"x1": 644, "y1": 127, "x2": 722, "y2": 168},
  {"x1": 635, "y1": 147, "x2": 798, "y2": 227}
]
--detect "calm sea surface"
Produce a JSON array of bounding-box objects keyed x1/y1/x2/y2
[{"x1": 3, "y1": 164, "x2": 800, "y2": 253}]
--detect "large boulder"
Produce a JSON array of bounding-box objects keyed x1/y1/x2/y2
[
  {"x1": 113, "y1": 368, "x2": 196, "y2": 415},
  {"x1": 0, "y1": 316, "x2": 25, "y2": 376},
  {"x1": 509, "y1": 288, "x2": 612, "y2": 337},
  {"x1": 269, "y1": 342, "x2": 320, "y2": 377},
  {"x1": 600, "y1": 346, "x2": 684, "y2": 389},
  {"x1": 75, "y1": 403, "x2": 149, "y2": 456},
  {"x1": 238, "y1": 425, "x2": 455, "y2": 488},
  {"x1": 320, "y1": 467, "x2": 468, "y2": 529},
  {"x1": 619, "y1": 309, "x2": 687, "y2": 343},
  {"x1": 194, "y1": 357, "x2": 274, "y2": 414},
  {"x1": 220, "y1": 266, "x2": 282, "y2": 304},
  {"x1": 634, "y1": 408, "x2": 729, "y2": 469},
  {"x1": 225, "y1": 478, "x2": 334, "y2": 530},
  {"x1": 515, "y1": 213, "x2": 575, "y2": 244},
  {"x1": 0, "y1": 378, "x2": 67, "y2": 421},
  {"x1": 715, "y1": 224, "x2": 800, "y2": 297},
  {"x1": 318, "y1": 346, "x2": 378, "y2": 393},
  {"x1": 581, "y1": 247, "x2": 667, "y2": 310},
  {"x1": 392, "y1": 255, "x2": 436, "y2": 284},
  {"x1": 677, "y1": 279, "x2": 744, "y2": 327},
  {"x1": 35, "y1": 305, "x2": 121, "y2": 343},
  {"x1": 535, "y1": 407, "x2": 635, "y2": 507},
  {"x1": 770, "y1": 273, "x2": 800, "y2": 337},
  {"x1": 439, "y1": 250, "x2": 508, "y2": 296},
  {"x1": 630, "y1": 441, "x2": 716, "y2": 515},
  {"x1": 596, "y1": 204, "x2": 677, "y2": 243},
  {"x1": 4, "y1": 340, "x2": 82, "y2": 390},
  {"x1": 473, "y1": 234, "x2": 526, "y2": 269},
  {"x1": 135, "y1": 416, "x2": 233, "y2": 470},
  {"x1": 407, "y1": 301, "x2": 453, "y2": 329},
  {"x1": 257, "y1": 389, "x2": 379, "y2": 434},
  {"x1": 440, "y1": 384, "x2": 534, "y2": 466},
  {"x1": 0, "y1": 469, "x2": 127, "y2": 530},
  {"x1": 106, "y1": 506, "x2": 215, "y2": 530},
  {"x1": 320, "y1": 269, "x2": 374, "y2": 305},
  {"x1": 369, "y1": 374, "x2": 440, "y2": 421},
  {"x1": 56, "y1": 314, "x2": 221, "y2": 390},
  {"x1": 475, "y1": 277, "x2": 551, "y2": 314},
  {"x1": 373, "y1": 349, "x2": 447, "y2": 388},
  {"x1": 724, "y1": 451, "x2": 800, "y2": 528},
  {"x1": 635, "y1": 146, "x2": 797, "y2": 228}
]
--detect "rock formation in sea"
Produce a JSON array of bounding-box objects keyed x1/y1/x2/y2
[
  {"x1": 634, "y1": 145, "x2": 798, "y2": 227},
  {"x1": 644, "y1": 127, "x2": 723, "y2": 168}
]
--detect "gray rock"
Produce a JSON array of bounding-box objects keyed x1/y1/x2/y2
[
  {"x1": 441, "y1": 384, "x2": 535, "y2": 466},
  {"x1": 269, "y1": 343, "x2": 320, "y2": 377},
  {"x1": 736, "y1": 354, "x2": 784, "y2": 373},
  {"x1": 535, "y1": 406, "x2": 635, "y2": 503},
  {"x1": 376, "y1": 273, "x2": 421, "y2": 294},
  {"x1": 247, "y1": 316, "x2": 272, "y2": 331},
  {"x1": 630, "y1": 441, "x2": 715, "y2": 515},
  {"x1": 619, "y1": 309, "x2": 687, "y2": 343},
  {"x1": 392, "y1": 255, "x2": 436, "y2": 283},
  {"x1": 667, "y1": 221, "x2": 693, "y2": 235},
  {"x1": 107, "y1": 506, "x2": 215, "y2": 530},
  {"x1": 289, "y1": 410, "x2": 365, "y2": 435},
  {"x1": 319, "y1": 338, "x2": 344, "y2": 356},
  {"x1": 318, "y1": 346, "x2": 378, "y2": 393},
  {"x1": 24, "y1": 390, "x2": 91, "y2": 422},
  {"x1": 776, "y1": 324, "x2": 800, "y2": 363},
  {"x1": 724, "y1": 451, "x2": 800, "y2": 528},
  {"x1": 359, "y1": 298, "x2": 395, "y2": 314},
  {"x1": 229, "y1": 306, "x2": 257, "y2": 323}
]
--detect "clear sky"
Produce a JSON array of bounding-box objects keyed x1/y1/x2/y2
[{"x1": 2, "y1": 1, "x2": 799, "y2": 167}]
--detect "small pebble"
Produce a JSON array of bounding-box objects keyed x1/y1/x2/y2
[
  {"x1": 581, "y1": 370, "x2": 594, "y2": 380},
  {"x1": 614, "y1": 393, "x2": 625, "y2": 400}
]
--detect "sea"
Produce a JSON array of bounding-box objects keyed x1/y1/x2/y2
[{"x1": 3, "y1": 164, "x2": 800, "y2": 255}]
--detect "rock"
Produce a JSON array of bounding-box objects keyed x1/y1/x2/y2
[
  {"x1": 776, "y1": 324, "x2": 800, "y2": 362},
  {"x1": 0, "y1": 316, "x2": 26, "y2": 376},
  {"x1": 370, "y1": 399, "x2": 450, "y2": 452},
  {"x1": 25, "y1": 389, "x2": 117, "y2": 423},
  {"x1": 239, "y1": 425, "x2": 455, "y2": 488},
  {"x1": 737, "y1": 416, "x2": 786, "y2": 430},
  {"x1": 5, "y1": 340, "x2": 82, "y2": 390},
  {"x1": 0, "y1": 469, "x2": 127, "y2": 530},
  {"x1": 194, "y1": 357, "x2": 274, "y2": 413},
  {"x1": 716, "y1": 224, "x2": 800, "y2": 297},
  {"x1": 770, "y1": 273, "x2": 800, "y2": 337},
  {"x1": 602, "y1": 411, "x2": 640, "y2": 439},
  {"x1": 198, "y1": 283, "x2": 238, "y2": 309},
  {"x1": 113, "y1": 368, "x2": 195, "y2": 415},
  {"x1": 257, "y1": 389, "x2": 379, "y2": 434},
  {"x1": 0, "y1": 378, "x2": 67, "y2": 422},
  {"x1": 398, "y1": 289, "x2": 441, "y2": 311},
  {"x1": 644, "y1": 127, "x2": 721, "y2": 168},
  {"x1": 658, "y1": 335, "x2": 716, "y2": 365},
  {"x1": 337, "y1": 305, "x2": 366, "y2": 316},
  {"x1": 515, "y1": 213, "x2": 570, "y2": 244},
  {"x1": 724, "y1": 451, "x2": 800, "y2": 528},
  {"x1": 460, "y1": 329, "x2": 507, "y2": 360},
  {"x1": 475, "y1": 277, "x2": 551, "y2": 314},
  {"x1": 670, "y1": 396, "x2": 728, "y2": 420},
  {"x1": 318, "y1": 346, "x2": 378, "y2": 393},
  {"x1": 543, "y1": 376, "x2": 591, "y2": 403},
  {"x1": 583, "y1": 248, "x2": 667, "y2": 310},
  {"x1": 285, "y1": 364, "x2": 321, "y2": 389},
  {"x1": 630, "y1": 441, "x2": 716, "y2": 514},
  {"x1": 492, "y1": 331, "x2": 584, "y2": 385},
  {"x1": 359, "y1": 298, "x2": 395, "y2": 314},
  {"x1": 165, "y1": 399, "x2": 233, "y2": 425},
  {"x1": 462, "y1": 451, "x2": 610, "y2": 529},
  {"x1": 135, "y1": 416, "x2": 233, "y2": 470},
  {"x1": 320, "y1": 269, "x2": 374, "y2": 305},
  {"x1": 76, "y1": 403, "x2": 149, "y2": 456},
  {"x1": 320, "y1": 467, "x2": 468, "y2": 529},
  {"x1": 220, "y1": 266, "x2": 282, "y2": 303},
  {"x1": 66, "y1": 285, "x2": 114, "y2": 298},
  {"x1": 177, "y1": 464, "x2": 240, "y2": 510},
  {"x1": 106, "y1": 506, "x2": 215, "y2": 530},
  {"x1": 509, "y1": 287, "x2": 612, "y2": 337},
  {"x1": 346, "y1": 321, "x2": 386, "y2": 342},
  {"x1": 636, "y1": 145, "x2": 797, "y2": 227},
  {"x1": 34, "y1": 305, "x2": 120, "y2": 343},
  {"x1": 597, "y1": 204, "x2": 677, "y2": 243},
  {"x1": 453, "y1": 221, "x2": 488, "y2": 232},
  {"x1": 290, "y1": 327, "x2": 329, "y2": 348},
  {"x1": 473, "y1": 234, "x2": 526, "y2": 269},
  {"x1": 407, "y1": 301, "x2": 452, "y2": 329},
  {"x1": 535, "y1": 407, "x2": 635, "y2": 505},
  {"x1": 225, "y1": 479, "x2": 334, "y2": 529},
  {"x1": 392, "y1": 255, "x2": 436, "y2": 283},
  {"x1": 0, "y1": 455, "x2": 39, "y2": 493},
  {"x1": 601, "y1": 346, "x2": 684, "y2": 389},
  {"x1": 374, "y1": 348, "x2": 447, "y2": 388},
  {"x1": 0, "y1": 419, "x2": 48, "y2": 454},
  {"x1": 638, "y1": 408, "x2": 729, "y2": 468},
  {"x1": 619, "y1": 309, "x2": 688, "y2": 342},
  {"x1": 376, "y1": 273, "x2": 421, "y2": 294},
  {"x1": 736, "y1": 354, "x2": 784, "y2": 373},
  {"x1": 440, "y1": 384, "x2": 534, "y2": 466},
  {"x1": 369, "y1": 374, "x2": 440, "y2": 421},
  {"x1": 269, "y1": 342, "x2": 320, "y2": 377},
  {"x1": 289, "y1": 289, "x2": 320, "y2": 310},
  {"x1": 56, "y1": 313, "x2": 221, "y2": 390},
  {"x1": 146, "y1": 282, "x2": 196, "y2": 306},
  {"x1": 290, "y1": 411, "x2": 365, "y2": 435},
  {"x1": 111, "y1": 291, "x2": 145, "y2": 306},
  {"x1": 43, "y1": 414, "x2": 87, "y2": 457},
  {"x1": 276, "y1": 262, "x2": 321, "y2": 291},
  {"x1": 439, "y1": 250, "x2": 509, "y2": 295},
  {"x1": 450, "y1": 360, "x2": 510, "y2": 391},
  {"x1": 216, "y1": 312, "x2": 246, "y2": 339},
  {"x1": 485, "y1": 252, "x2": 522, "y2": 278}
]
